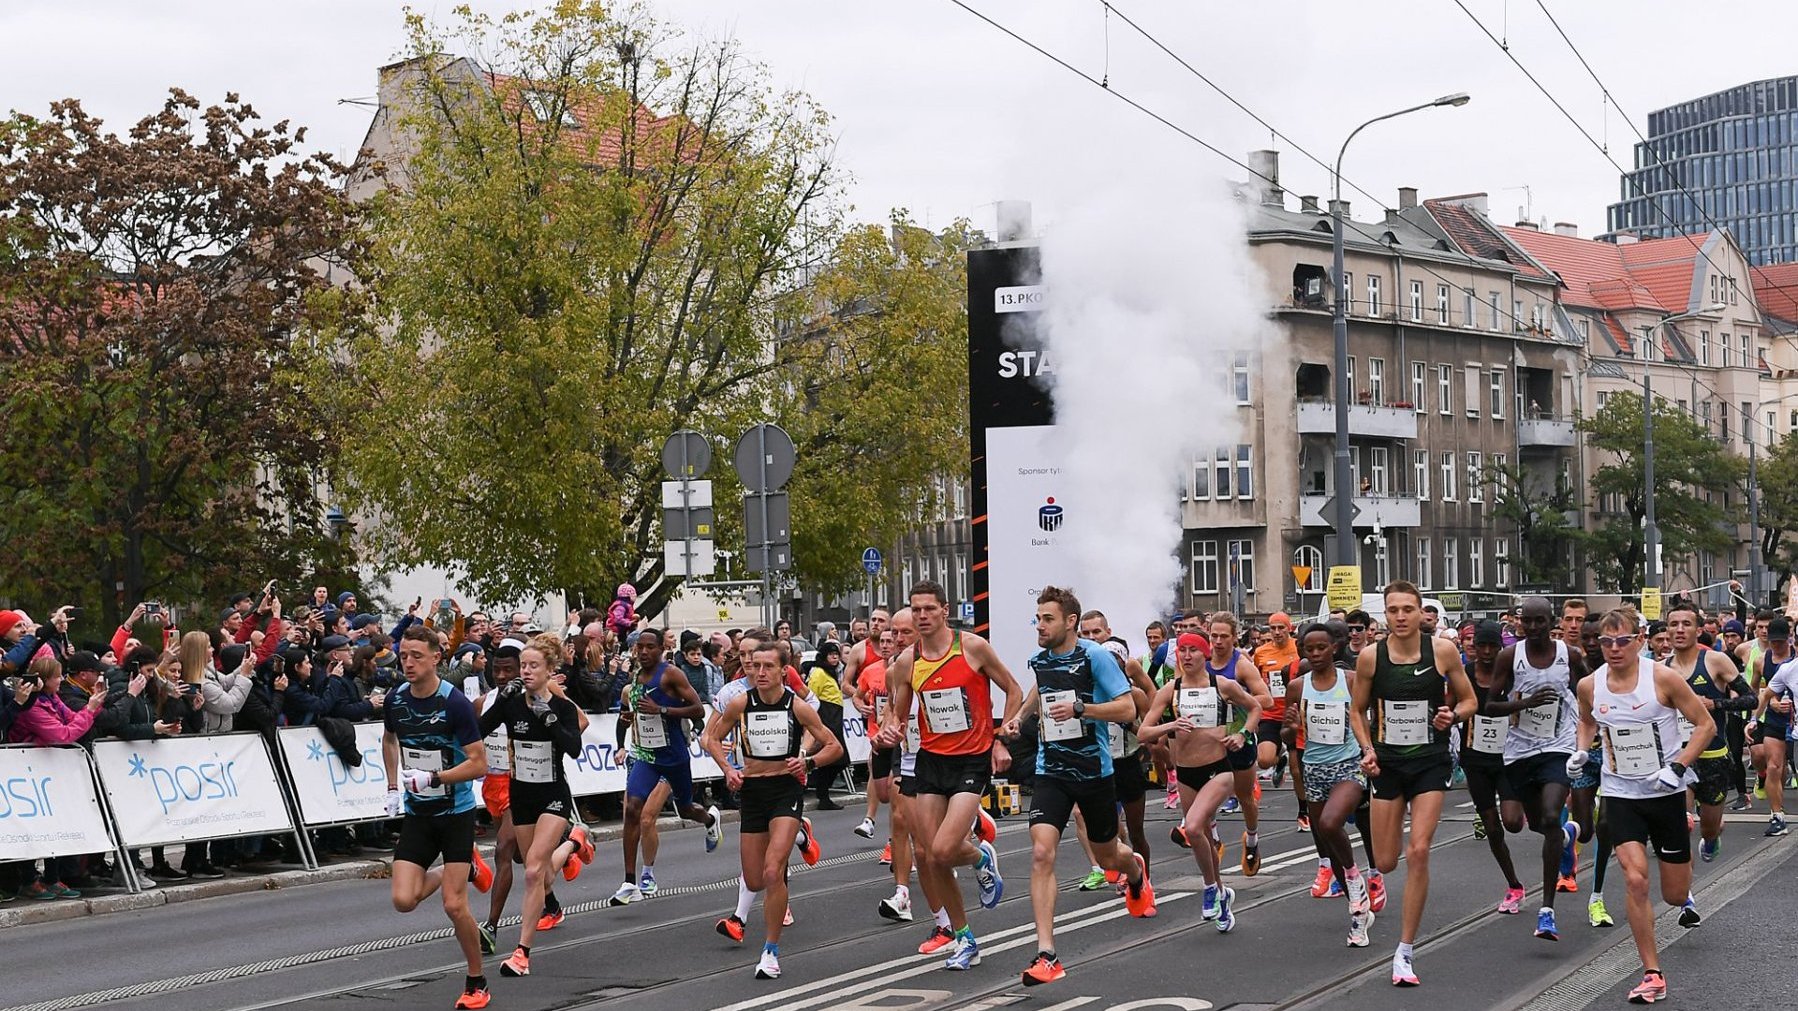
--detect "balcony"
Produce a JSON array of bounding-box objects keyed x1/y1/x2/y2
[
  {"x1": 1295, "y1": 399, "x2": 1418, "y2": 440},
  {"x1": 1299, "y1": 492, "x2": 1422, "y2": 529},
  {"x1": 1518, "y1": 415, "x2": 1577, "y2": 448}
]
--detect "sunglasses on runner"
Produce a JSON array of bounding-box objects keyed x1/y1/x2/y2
[{"x1": 1595, "y1": 635, "x2": 1638, "y2": 649}]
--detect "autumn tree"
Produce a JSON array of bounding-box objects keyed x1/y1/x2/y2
[
  {"x1": 1486, "y1": 458, "x2": 1578, "y2": 587},
  {"x1": 1577, "y1": 391, "x2": 1746, "y2": 595},
  {"x1": 1752, "y1": 428, "x2": 1798, "y2": 586},
  {"x1": 0, "y1": 91, "x2": 362, "y2": 628}
]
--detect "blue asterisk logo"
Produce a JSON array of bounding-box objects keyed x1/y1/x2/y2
[
  {"x1": 127, "y1": 754, "x2": 148, "y2": 778},
  {"x1": 306, "y1": 740, "x2": 325, "y2": 762}
]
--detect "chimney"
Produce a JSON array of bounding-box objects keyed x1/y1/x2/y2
[
  {"x1": 1553, "y1": 222, "x2": 1579, "y2": 237},
  {"x1": 1299, "y1": 195, "x2": 1320, "y2": 213},
  {"x1": 1385, "y1": 208, "x2": 1403, "y2": 227},
  {"x1": 1398, "y1": 187, "x2": 1418, "y2": 210},
  {"x1": 1328, "y1": 199, "x2": 1351, "y2": 220},
  {"x1": 1247, "y1": 149, "x2": 1284, "y2": 207},
  {"x1": 1514, "y1": 220, "x2": 1540, "y2": 230},
  {"x1": 995, "y1": 200, "x2": 1032, "y2": 243}
]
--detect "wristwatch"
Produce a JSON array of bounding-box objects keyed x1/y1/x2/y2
[
  {"x1": 429, "y1": 771, "x2": 441, "y2": 788},
  {"x1": 1072, "y1": 699, "x2": 1086, "y2": 718},
  {"x1": 1668, "y1": 761, "x2": 1688, "y2": 779}
]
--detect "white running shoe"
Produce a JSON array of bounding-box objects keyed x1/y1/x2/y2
[
  {"x1": 1347, "y1": 909, "x2": 1374, "y2": 947},
  {"x1": 754, "y1": 949, "x2": 781, "y2": 980},
  {"x1": 608, "y1": 882, "x2": 643, "y2": 906},
  {"x1": 878, "y1": 890, "x2": 913, "y2": 921},
  {"x1": 705, "y1": 805, "x2": 724, "y2": 852},
  {"x1": 854, "y1": 817, "x2": 876, "y2": 839}
]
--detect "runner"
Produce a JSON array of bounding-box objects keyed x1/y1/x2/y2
[
  {"x1": 1140, "y1": 631, "x2": 1261, "y2": 933},
  {"x1": 1574, "y1": 616, "x2": 1616, "y2": 928},
  {"x1": 1487, "y1": 598, "x2": 1585, "y2": 941},
  {"x1": 381, "y1": 626, "x2": 493, "y2": 1010},
  {"x1": 1662, "y1": 602, "x2": 1753, "y2": 861},
  {"x1": 1205, "y1": 614, "x2": 1272, "y2": 874},
  {"x1": 1252, "y1": 612, "x2": 1305, "y2": 830},
  {"x1": 1284, "y1": 622, "x2": 1378, "y2": 946},
  {"x1": 1749, "y1": 617, "x2": 1795, "y2": 837},
  {"x1": 873, "y1": 580, "x2": 1025, "y2": 971},
  {"x1": 1147, "y1": 612, "x2": 1204, "y2": 812},
  {"x1": 1002, "y1": 587, "x2": 1155, "y2": 986},
  {"x1": 1458, "y1": 621, "x2": 1526, "y2": 914},
  {"x1": 612, "y1": 628, "x2": 722, "y2": 905},
  {"x1": 481, "y1": 636, "x2": 591, "y2": 978},
  {"x1": 475, "y1": 639, "x2": 520, "y2": 953},
  {"x1": 1074, "y1": 611, "x2": 1155, "y2": 880},
  {"x1": 1569, "y1": 609, "x2": 1715, "y2": 1005},
  {"x1": 842, "y1": 606, "x2": 892, "y2": 691},
  {"x1": 702, "y1": 638, "x2": 844, "y2": 980},
  {"x1": 852, "y1": 628, "x2": 897, "y2": 849},
  {"x1": 1349, "y1": 580, "x2": 1476, "y2": 987}
]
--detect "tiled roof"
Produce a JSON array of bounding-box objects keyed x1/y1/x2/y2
[
  {"x1": 1616, "y1": 233, "x2": 1712, "y2": 313},
  {"x1": 486, "y1": 72, "x2": 677, "y2": 167},
  {"x1": 1498, "y1": 226, "x2": 1645, "y2": 309},
  {"x1": 1752, "y1": 261, "x2": 1798, "y2": 322},
  {"x1": 1426, "y1": 202, "x2": 1557, "y2": 281}
]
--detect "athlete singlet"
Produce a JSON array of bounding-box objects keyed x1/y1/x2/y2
[
  {"x1": 1369, "y1": 640, "x2": 1449, "y2": 761},
  {"x1": 1299, "y1": 662, "x2": 1356, "y2": 766},
  {"x1": 1462, "y1": 674, "x2": 1508, "y2": 768},
  {"x1": 1253, "y1": 640, "x2": 1298, "y2": 722},
  {"x1": 1503, "y1": 640, "x2": 1576, "y2": 761},
  {"x1": 627, "y1": 664, "x2": 688, "y2": 766},
  {"x1": 1677, "y1": 657, "x2": 1731, "y2": 759},
  {"x1": 1205, "y1": 649, "x2": 1250, "y2": 736},
  {"x1": 739, "y1": 687, "x2": 804, "y2": 761},
  {"x1": 1590, "y1": 662, "x2": 1684, "y2": 800},
  {"x1": 911, "y1": 632, "x2": 992, "y2": 757}
]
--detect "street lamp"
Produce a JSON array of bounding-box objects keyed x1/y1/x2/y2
[
  {"x1": 1641, "y1": 302, "x2": 1729, "y2": 596},
  {"x1": 1331, "y1": 93, "x2": 1471, "y2": 568}
]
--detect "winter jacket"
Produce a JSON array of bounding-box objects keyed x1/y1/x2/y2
[
  {"x1": 280, "y1": 668, "x2": 328, "y2": 726},
  {"x1": 318, "y1": 672, "x2": 374, "y2": 722},
  {"x1": 233, "y1": 613, "x2": 286, "y2": 665},
  {"x1": 7, "y1": 691, "x2": 97, "y2": 745},
  {"x1": 197, "y1": 666, "x2": 253, "y2": 734},
  {"x1": 0, "y1": 630, "x2": 42, "y2": 673},
  {"x1": 59, "y1": 675, "x2": 154, "y2": 744}
]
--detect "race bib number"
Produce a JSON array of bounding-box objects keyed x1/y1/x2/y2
[
  {"x1": 1516, "y1": 697, "x2": 1561, "y2": 738},
  {"x1": 1604, "y1": 724, "x2": 1663, "y2": 776},
  {"x1": 1177, "y1": 688, "x2": 1219, "y2": 728},
  {"x1": 1109, "y1": 722, "x2": 1127, "y2": 758},
  {"x1": 1676, "y1": 714, "x2": 1697, "y2": 747},
  {"x1": 1379, "y1": 700, "x2": 1430, "y2": 746},
  {"x1": 635, "y1": 714, "x2": 669, "y2": 750},
  {"x1": 922, "y1": 687, "x2": 973, "y2": 734},
  {"x1": 874, "y1": 695, "x2": 888, "y2": 724},
  {"x1": 1469, "y1": 715, "x2": 1507, "y2": 755},
  {"x1": 1267, "y1": 667, "x2": 1287, "y2": 697},
  {"x1": 1040, "y1": 690, "x2": 1083, "y2": 742},
  {"x1": 482, "y1": 729, "x2": 509, "y2": 768},
  {"x1": 1305, "y1": 700, "x2": 1347, "y2": 746},
  {"x1": 512, "y1": 738, "x2": 556, "y2": 784},
  {"x1": 743, "y1": 710, "x2": 794, "y2": 760},
  {"x1": 402, "y1": 747, "x2": 447, "y2": 798},
  {"x1": 904, "y1": 718, "x2": 921, "y2": 754}
]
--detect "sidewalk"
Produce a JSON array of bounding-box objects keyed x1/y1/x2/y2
[{"x1": 0, "y1": 808, "x2": 739, "y2": 930}]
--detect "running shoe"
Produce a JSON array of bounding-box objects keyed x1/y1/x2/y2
[
  {"x1": 716, "y1": 914, "x2": 746, "y2": 943},
  {"x1": 879, "y1": 842, "x2": 892, "y2": 866},
  {"x1": 1700, "y1": 837, "x2": 1720, "y2": 862},
  {"x1": 1367, "y1": 871, "x2": 1386, "y2": 912},
  {"x1": 975, "y1": 840, "x2": 1004, "y2": 908},
  {"x1": 1241, "y1": 833, "x2": 1261, "y2": 876},
  {"x1": 944, "y1": 932, "x2": 981, "y2": 970},
  {"x1": 46, "y1": 881, "x2": 80, "y2": 899},
  {"x1": 478, "y1": 921, "x2": 497, "y2": 955},
  {"x1": 1347, "y1": 908, "x2": 1374, "y2": 948},
  {"x1": 1473, "y1": 818, "x2": 1488, "y2": 841},
  {"x1": 1201, "y1": 883, "x2": 1220, "y2": 921},
  {"x1": 469, "y1": 848, "x2": 493, "y2": 894},
  {"x1": 1123, "y1": 854, "x2": 1157, "y2": 918},
  {"x1": 1555, "y1": 873, "x2": 1577, "y2": 893},
  {"x1": 454, "y1": 983, "x2": 492, "y2": 1009},
  {"x1": 854, "y1": 816, "x2": 876, "y2": 839},
  {"x1": 1215, "y1": 886, "x2": 1236, "y2": 933},
  {"x1": 499, "y1": 947, "x2": 530, "y2": 977},
  {"x1": 1211, "y1": 834, "x2": 1225, "y2": 870},
  {"x1": 1296, "y1": 813, "x2": 1312, "y2": 833},
  {"x1": 1253, "y1": 780, "x2": 1262, "y2": 802},
  {"x1": 754, "y1": 948, "x2": 781, "y2": 980},
  {"x1": 640, "y1": 869, "x2": 658, "y2": 896},
  {"x1": 608, "y1": 882, "x2": 643, "y2": 906},
  {"x1": 1164, "y1": 787, "x2": 1179, "y2": 811},
  {"x1": 918, "y1": 926, "x2": 955, "y2": 955},
  {"x1": 1588, "y1": 895, "x2": 1614, "y2": 928},
  {"x1": 1729, "y1": 795, "x2": 1753, "y2": 812},
  {"x1": 1497, "y1": 887, "x2": 1525, "y2": 914},
  {"x1": 1534, "y1": 907, "x2": 1559, "y2": 941},
  {"x1": 798, "y1": 817, "x2": 822, "y2": 865},
  {"x1": 1755, "y1": 777, "x2": 1767, "y2": 800},
  {"x1": 1627, "y1": 970, "x2": 1666, "y2": 1004},
  {"x1": 1345, "y1": 872, "x2": 1370, "y2": 915},
  {"x1": 705, "y1": 805, "x2": 723, "y2": 853},
  {"x1": 974, "y1": 808, "x2": 997, "y2": 845},
  {"x1": 1677, "y1": 899, "x2": 1701, "y2": 928},
  {"x1": 879, "y1": 891, "x2": 913, "y2": 921},
  {"x1": 783, "y1": 906, "x2": 795, "y2": 926},
  {"x1": 1310, "y1": 863, "x2": 1334, "y2": 898},
  {"x1": 1079, "y1": 867, "x2": 1107, "y2": 891},
  {"x1": 1327, "y1": 877, "x2": 1344, "y2": 898},
  {"x1": 569, "y1": 823, "x2": 594, "y2": 865},
  {"x1": 536, "y1": 909, "x2": 564, "y2": 932},
  {"x1": 1022, "y1": 951, "x2": 1066, "y2": 986},
  {"x1": 1221, "y1": 796, "x2": 1240, "y2": 815},
  {"x1": 1391, "y1": 949, "x2": 1419, "y2": 987},
  {"x1": 1765, "y1": 815, "x2": 1788, "y2": 837},
  {"x1": 1170, "y1": 824, "x2": 1190, "y2": 849}
]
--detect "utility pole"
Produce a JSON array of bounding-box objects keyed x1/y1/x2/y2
[{"x1": 1642, "y1": 374, "x2": 1660, "y2": 594}]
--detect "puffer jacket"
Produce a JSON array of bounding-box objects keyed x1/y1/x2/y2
[{"x1": 198, "y1": 665, "x2": 253, "y2": 734}]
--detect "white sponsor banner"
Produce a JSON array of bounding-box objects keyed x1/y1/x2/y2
[
  {"x1": 0, "y1": 746, "x2": 117, "y2": 860},
  {"x1": 983, "y1": 424, "x2": 1077, "y2": 712},
  {"x1": 277, "y1": 723, "x2": 389, "y2": 827},
  {"x1": 93, "y1": 734, "x2": 296, "y2": 847},
  {"x1": 843, "y1": 708, "x2": 871, "y2": 763},
  {"x1": 562, "y1": 712, "x2": 723, "y2": 798}
]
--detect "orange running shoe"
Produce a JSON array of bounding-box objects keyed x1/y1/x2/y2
[
  {"x1": 1021, "y1": 952, "x2": 1066, "y2": 985},
  {"x1": 974, "y1": 808, "x2": 998, "y2": 845},
  {"x1": 798, "y1": 817, "x2": 822, "y2": 866},
  {"x1": 1310, "y1": 863, "x2": 1334, "y2": 898},
  {"x1": 469, "y1": 847, "x2": 494, "y2": 894},
  {"x1": 1556, "y1": 874, "x2": 1578, "y2": 893},
  {"x1": 536, "y1": 909, "x2": 565, "y2": 932},
  {"x1": 879, "y1": 842, "x2": 892, "y2": 866},
  {"x1": 454, "y1": 983, "x2": 492, "y2": 1009},
  {"x1": 499, "y1": 946, "x2": 530, "y2": 977},
  {"x1": 570, "y1": 824, "x2": 595, "y2": 865},
  {"x1": 1122, "y1": 855, "x2": 1157, "y2": 918},
  {"x1": 715, "y1": 914, "x2": 746, "y2": 943},
  {"x1": 918, "y1": 926, "x2": 955, "y2": 954}
]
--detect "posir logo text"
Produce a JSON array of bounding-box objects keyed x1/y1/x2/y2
[
  {"x1": 126, "y1": 751, "x2": 240, "y2": 815},
  {"x1": 0, "y1": 766, "x2": 54, "y2": 819}
]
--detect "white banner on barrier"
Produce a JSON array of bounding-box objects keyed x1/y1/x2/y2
[
  {"x1": 563, "y1": 713, "x2": 723, "y2": 798},
  {"x1": 843, "y1": 709, "x2": 871, "y2": 764},
  {"x1": 0, "y1": 746, "x2": 116, "y2": 860},
  {"x1": 277, "y1": 723, "x2": 389, "y2": 827},
  {"x1": 92, "y1": 735, "x2": 296, "y2": 847}
]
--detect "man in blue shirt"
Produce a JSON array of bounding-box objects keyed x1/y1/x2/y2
[{"x1": 1001, "y1": 586, "x2": 1155, "y2": 987}]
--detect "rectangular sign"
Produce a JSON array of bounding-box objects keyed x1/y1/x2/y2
[
  {"x1": 1640, "y1": 586, "x2": 1662, "y2": 620},
  {"x1": 983, "y1": 424, "x2": 1073, "y2": 696},
  {"x1": 1326, "y1": 565, "x2": 1363, "y2": 610},
  {"x1": 664, "y1": 539, "x2": 717, "y2": 577},
  {"x1": 994, "y1": 284, "x2": 1046, "y2": 313},
  {"x1": 277, "y1": 723, "x2": 389, "y2": 827},
  {"x1": 93, "y1": 734, "x2": 297, "y2": 847},
  {"x1": 0, "y1": 745, "x2": 117, "y2": 860}
]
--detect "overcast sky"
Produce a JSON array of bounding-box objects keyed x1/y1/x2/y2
[{"x1": 7, "y1": 0, "x2": 1798, "y2": 240}]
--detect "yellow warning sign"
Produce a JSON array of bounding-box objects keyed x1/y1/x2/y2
[
  {"x1": 1291, "y1": 565, "x2": 1313, "y2": 591},
  {"x1": 1326, "y1": 565, "x2": 1363, "y2": 611},
  {"x1": 1639, "y1": 587, "x2": 1662, "y2": 621}
]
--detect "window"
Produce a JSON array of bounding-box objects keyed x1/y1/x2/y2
[
  {"x1": 1441, "y1": 452, "x2": 1457, "y2": 500},
  {"x1": 1495, "y1": 538, "x2": 1510, "y2": 586},
  {"x1": 1342, "y1": 272, "x2": 1354, "y2": 313},
  {"x1": 1370, "y1": 446, "x2": 1389, "y2": 496},
  {"x1": 1227, "y1": 539, "x2": 1256, "y2": 592},
  {"x1": 1490, "y1": 371, "x2": 1505, "y2": 417},
  {"x1": 1374, "y1": 533, "x2": 1391, "y2": 586},
  {"x1": 522, "y1": 89, "x2": 579, "y2": 126},
  {"x1": 1722, "y1": 407, "x2": 1730, "y2": 443},
  {"x1": 1192, "y1": 456, "x2": 1210, "y2": 499},
  {"x1": 1491, "y1": 453, "x2": 1506, "y2": 503},
  {"x1": 1489, "y1": 291, "x2": 1502, "y2": 330},
  {"x1": 1232, "y1": 353, "x2": 1251, "y2": 404},
  {"x1": 1741, "y1": 333, "x2": 1752, "y2": 367},
  {"x1": 1367, "y1": 275, "x2": 1382, "y2": 317},
  {"x1": 1214, "y1": 447, "x2": 1232, "y2": 498},
  {"x1": 1412, "y1": 361, "x2": 1427, "y2": 413},
  {"x1": 1463, "y1": 288, "x2": 1476, "y2": 328},
  {"x1": 1464, "y1": 366, "x2": 1481, "y2": 418},
  {"x1": 1416, "y1": 537, "x2": 1431, "y2": 587},
  {"x1": 1414, "y1": 449, "x2": 1430, "y2": 500},
  {"x1": 1700, "y1": 329, "x2": 1711, "y2": 365},
  {"x1": 1368, "y1": 358, "x2": 1385, "y2": 405},
  {"x1": 1579, "y1": 318, "x2": 1590, "y2": 340},
  {"x1": 1444, "y1": 536, "x2": 1459, "y2": 587},
  {"x1": 1701, "y1": 399, "x2": 1712, "y2": 434},
  {"x1": 1513, "y1": 298, "x2": 1525, "y2": 332},
  {"x1": 1410, "y1": 280, "x2": 1423, "y2": 321},
  {"x1": 1467, "y1": 452, "x2": 1483, "y2": 502},
  {"x1": 1761, "y1": 346, "x2": 1771, "y2": 371},
  {"x1": 1639, "y1": 327, "x2": 1658, "y2": 361},
  {"x1": 1722, "y1": 333, "x2": 1733, "y2": 367},
  {"x1": 1295, "y1": 545, "x2": 1323, "y2": 592},
  {"x1": 1347, "y1": 356, "x2": 1356, "y2": 394},
  {"x1": 1191, "y1": 540, "x2": 1218, "y2": 594},
  {"x1": 1470, "y1": 538, "x2": 1485, "y2": 587},
  {"x1": 1436, "y1": 284, "x2": 1450, "y2": 322},
  {"x1": 1236, "y1": 445, "x2": 1253, "y2": 499},
  {"x1": 1438, "y1": 364, "x2": 1453, "y2": 415}
]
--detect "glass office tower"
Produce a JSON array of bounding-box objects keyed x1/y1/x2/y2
[{"x1": 1607, "y1": 76, "x2": 1798, "y2": 265}]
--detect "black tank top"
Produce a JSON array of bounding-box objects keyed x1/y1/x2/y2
[
  {"x1": 740, "y1": 687, "x2": 803, "y2": 761},
  {"x1": 1370, "y1": 639, "x2": 1448, "y2": 760}
]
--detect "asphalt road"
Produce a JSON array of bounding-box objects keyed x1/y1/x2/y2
[{"x1": 5, "y1": 783, "x2": 1792, "y2": 1011}]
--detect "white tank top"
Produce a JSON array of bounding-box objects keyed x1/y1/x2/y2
[
  {"x1": 1590, "y1": 662, "x2": 1683, "y2": 799},
  {"x1": 479, "y1": 691, "x2": 510, "y2": 777},
  {"x1": 1504, "y1": 640, "x2": 1577, "y2": 762}
]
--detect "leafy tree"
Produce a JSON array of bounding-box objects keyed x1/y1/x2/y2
[
  {"x1": 0, "y1": 91, "x2": 361, "y2": 628},
  {"x1": 1577, "y1": 391, "x2": 1746, "y2": 595},
  {"x1": 1753, "y1": 429, "x2": 1798, "y2": 584},
  {"x1": 1485, "y1": 459, "x2": 1578, "y2": 587}
]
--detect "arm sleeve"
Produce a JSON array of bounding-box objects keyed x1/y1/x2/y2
[
  {"x1": 550, "y1": 696, "x2": 584, "y2": 757},
  {"x1": 16, "y1": 700, "x2": 96, "y2": 745},
  {"x1": 253, "y1": 618, "x2": 283, "y2": 663},
  {"x1": 110, "y1": 625, "x2": 132, "y2": 661},
  {"x1": 476, "y1": 695, "x2": 504, "y2": 736}
]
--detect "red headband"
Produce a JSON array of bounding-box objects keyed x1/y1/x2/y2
[{"x1": 1176, "y1": 632, "x2": 1212, "y2": 652}]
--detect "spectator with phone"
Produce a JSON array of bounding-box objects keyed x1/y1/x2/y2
[
  {"x1": 0, "y1": 608, "x2": 49, "y2": 673},
  {"x1": 6, "y1": 653, "x2": 104, "y2": 899}
]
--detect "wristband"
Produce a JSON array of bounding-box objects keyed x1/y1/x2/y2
[
  {"x1": 1668, "y1": 761, "x2": 1688, "y2": 779},
  {"x1": 429, "y1": 771, "x2": 441, "y2": 788}
]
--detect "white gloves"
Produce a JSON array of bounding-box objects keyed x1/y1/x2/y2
[
  {"x1": 400, "y1": 768, "x2": 435, "y2": 793},
  {"x1": 1653, "y1": 763, "x2": 1696, "y2": 791},
  {"x1": 1564, "y1": 751, "x2": 1589, "y2": 778},
  {"x1": 384, "y1": 789, "x2": 404, "y2": 817}
]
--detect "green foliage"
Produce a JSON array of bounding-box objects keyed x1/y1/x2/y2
[
  {"x1": 1485, "y1": 459, "x2": 1577, "y2": 587},
  {"x1": 1576, "y1": 390, "x2": 1746, "y2": 594},
  {"x1": 1754, "y1": 429, "x2": 1798, "y2": 579}
]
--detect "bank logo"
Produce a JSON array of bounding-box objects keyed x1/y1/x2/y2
[{"x1": 1038, "y1": 497, "x2": 1064, "y2": 532}]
